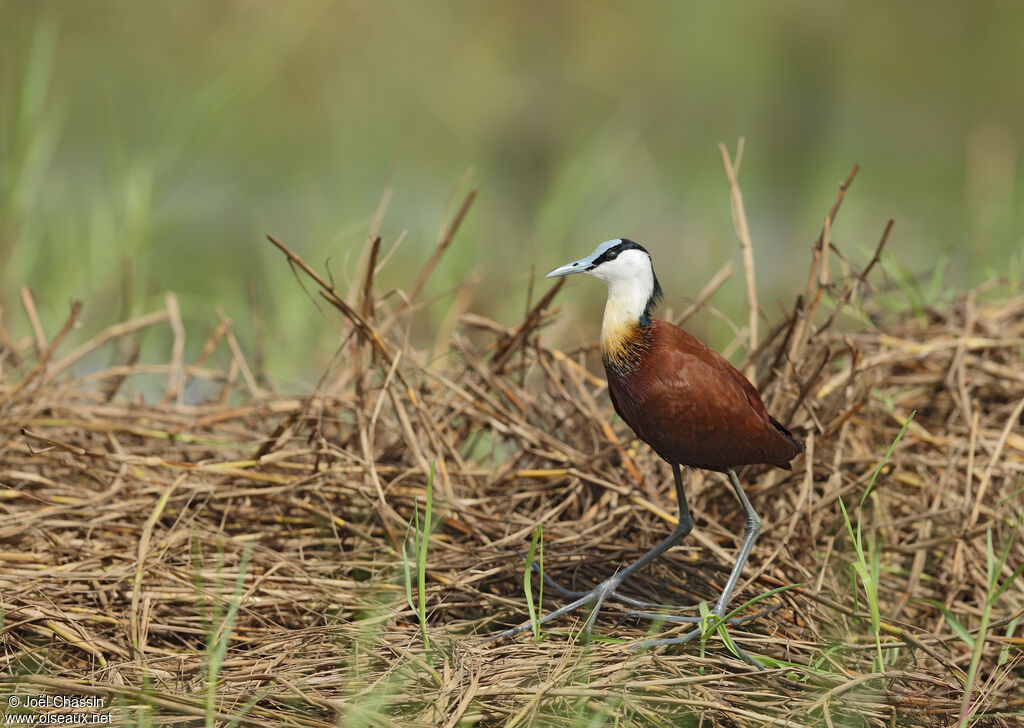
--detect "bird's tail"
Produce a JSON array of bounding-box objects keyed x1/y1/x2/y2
[{"x1": 770, "y1": 416, "x2": 805, "y2": 455}]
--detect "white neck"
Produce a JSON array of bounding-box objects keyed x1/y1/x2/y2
[
  {"x1": 591, "y1": 254, "x2": 655, "y2": 354},
  {"x1": 601, "y1": 281, "x2": 650, "y2": 348}
]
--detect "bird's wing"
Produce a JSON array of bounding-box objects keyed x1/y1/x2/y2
[{"x1": 616, "y1": 321, "x2": 789, "y2": 470}]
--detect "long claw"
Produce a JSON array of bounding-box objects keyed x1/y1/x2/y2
[
  {"x1": 617, "y1": 600, "x2": 781, "y2": 628},
  {"x1": 615, "y1": 609, "x2": 701, "y2": 628},
  {"x1": 481, "y1": 591, "x2": 598, "y2": 643},
  {"x1": 632, "y1": 625, "x2": 765, "y2": 669},
  {"x1": 629, "y1": 596, "x2": 776, "y2": 669},
  {"x1": 536, "y1": 565, "x2": 589, "y2": 599},
  {"x1": 531, "y1": 559, "x2": 670, "y2": 609}
]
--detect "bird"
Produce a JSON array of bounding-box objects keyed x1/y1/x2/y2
[{"x1": 492, "y1": 238, "x2": 803, "y2": 662}]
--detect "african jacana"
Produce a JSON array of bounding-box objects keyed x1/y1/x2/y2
[{"x1": 493, "y1": 239, "x2": 803, "y2": 662}]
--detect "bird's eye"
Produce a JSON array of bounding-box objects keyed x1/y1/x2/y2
[{"x1": 606, "y1": 250, "x2": 618, "y2": 261}]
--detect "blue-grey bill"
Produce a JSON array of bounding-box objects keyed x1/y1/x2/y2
[{"x1": 545, "y1": 258, "x2": 592, "y2": 278}]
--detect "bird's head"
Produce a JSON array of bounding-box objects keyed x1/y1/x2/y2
[{"x1": 546, "y1": 239, "x2": 663, "y2": 325}]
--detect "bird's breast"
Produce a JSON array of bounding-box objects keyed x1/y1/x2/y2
[{"x1": 600, "y1": 317, "x2": 652, "y2": 372}]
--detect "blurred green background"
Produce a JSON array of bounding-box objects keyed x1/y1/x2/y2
[{"x1": 2, "y1": 1, "x2": 1022, "y2": 385}]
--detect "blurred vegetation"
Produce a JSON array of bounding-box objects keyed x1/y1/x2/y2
[{"x1": 2, "y1": 1, "x2": 1022, "y2": 385}]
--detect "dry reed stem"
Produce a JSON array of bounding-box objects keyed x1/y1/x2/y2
[
  {"x1": 19, "y1": 287, "x2": 47, "y2": 354},
  {"x1": 718, "y1": 139, "x2": 759, "y2": 381}
]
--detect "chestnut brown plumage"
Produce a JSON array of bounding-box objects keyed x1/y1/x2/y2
[
  {"x1": 490, "y1": 238, "x2": 803, "y2": 666},
  {"x1": 605, "y1": 319, "x2": 803, "y2": 473}
]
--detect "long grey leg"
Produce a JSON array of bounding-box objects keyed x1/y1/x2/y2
[
  {"x1": 711, "y1": 468, "x2": 761, "y2": 617},
  {"x1": 632, "y1": 468, "x2": 765, "y2": 669},
  {"x1": 598, "y1": 463, "x2": 694, "y2": 588},
  {"x1": 580, "y1": 463, "x2": 694, "y2": 633},
  {"x1": 547, "y1": 463, "x2": 694, "y2": 601},
  {"x1": 485, "y1": 463, "x2": 694, "y2": 642}
]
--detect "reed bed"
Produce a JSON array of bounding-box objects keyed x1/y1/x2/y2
[{"x1": 1, "y1": 176, "x2": 1022, "y2": 727}]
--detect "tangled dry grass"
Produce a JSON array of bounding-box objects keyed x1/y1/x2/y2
[{"x1": 1, "y1": 176, "x2": 1022, "y2": 727}]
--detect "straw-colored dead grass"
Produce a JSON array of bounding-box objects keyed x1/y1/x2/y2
[{"x1": 2, "y1": 180, "x2": 1022, "y2": 727}]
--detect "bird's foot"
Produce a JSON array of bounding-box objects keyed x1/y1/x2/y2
[
  {"x1": 534, "y1": 560, "x2": 781, "y2": 630},
  {"x1": 630, "y1": 603, "x2": 775, "y2": 670},
  {"x1": 483, "y1": 569, "x2": 640, "y2": 644},
  {"x1": 485, "y1": 562, "x2": 769, "y2": 645},
  {"x1": 616, "y1": 599, "x2": 781, "y2": 628},
  {"x1": 537, "y1": 566, "x2": 661, "y2": 609}
]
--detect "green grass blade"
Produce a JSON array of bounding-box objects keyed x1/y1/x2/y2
[
  {"x1": 991, "y1": 507, "x2": 1024, "y2": 601},
  {"x1": 861, "y1": 411, "x2": 915, "y2": 507},
  {"x1": 524, "y1": 523, "x2": 543, "y2": 642},
  {"x1": 416, "y1": 463, "x2": 435, "y2": 651},
  {"x1": 837, "y1": 498, "x2": 859, "y2": 561},
  {"x1": 986, "y1": 527, "x2": 996, "y2": 587},
  {"x1": 957, "y1": 580, "x2": 993, "y2": 728},
  {"x1": 919, "y1": 598, "x2": 975, "y2": 649},
  {"x1": 723, "y1": 583, "x2": 802, "y2": 621},
  {"x1": 837, "y1": 411, "x2": 915, "y2": 675},
  {"x1": 997, "y1": 617, "x2": 1020, "y2": 667},
  {"x1": 401, "y1": 514, "x2": 416, "y2": 616},
  {"x1": 991, "y1": 561, "x2": 1024, "y2": 602},
  {"x1": 537, "y1": 523, "x2": 543, "y2": 626},
  {"x1": 205, "y1": 542, "x2": 252, "y2": 728}
]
